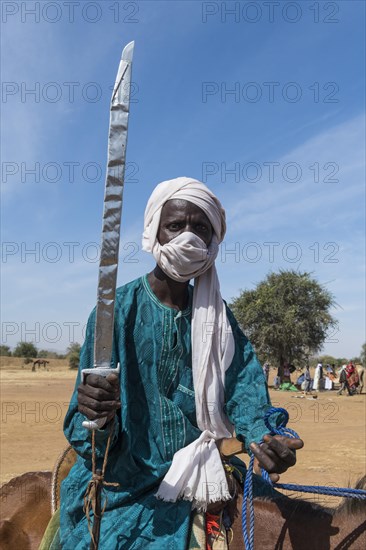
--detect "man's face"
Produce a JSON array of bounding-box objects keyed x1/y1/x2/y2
[{"x1": 158, "y1": 199, "x2": 213, "y2": 247}]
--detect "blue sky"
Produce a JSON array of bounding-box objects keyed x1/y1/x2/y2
[{"x1": 1, "y1": 0, "x2": 365, "y2": 358}]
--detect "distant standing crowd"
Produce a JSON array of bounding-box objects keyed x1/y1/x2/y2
[{"x1": 263, "y1": 361, "x2": 363, "y2": 396}]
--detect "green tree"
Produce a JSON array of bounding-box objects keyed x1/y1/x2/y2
[
  {"x1": 0, "y1": 345, "x2": 12, "y2": 356},
  {"x1": 67, "y1": 342, "x2": 81, "y2": 370},
  {"x1": 67, "y1": 342, "x2": 81, "y2": 355},
  {"x1": 13, "y1": 341, "x2": 38, "y2": 359},
  {"x1": 318, "y1": 355, "x2": 338, "y2": 366},
  {"x1": 69, "y1": 353, "x2": 80, "y2": 369},
  {"x1": 230, "y1": 270, "x2": 337, "y2": 368}
]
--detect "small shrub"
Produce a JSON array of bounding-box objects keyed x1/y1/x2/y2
[{"x1": 69, "y1": 352, "x2": 80, "y2": 370}]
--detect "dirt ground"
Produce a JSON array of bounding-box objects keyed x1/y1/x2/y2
[{"x1": 1, "y1": 359, "x2": 365, "y2": 507}]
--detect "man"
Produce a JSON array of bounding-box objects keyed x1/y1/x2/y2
[
  {"x1": 303, "y1": 364, "x2": 312, "y2": 395},
  {"x1": 262, "y1": 362, "x2": 270, "y2": 385},
  {"x1": 345, "y1": 362, "x2": 359, "y2": 395},
  {"x1": 275, "y1": 363, "x2": 284, "y2": 389},
  {"x1": 313, "y1": 361, "x2": 323, "y2": 392},
  {"x1": 61, "y1": 178, "x2": 303, "y2": 549},
  {"x1": 325, "y1": 364, "x2": 335, "y2": 391}
]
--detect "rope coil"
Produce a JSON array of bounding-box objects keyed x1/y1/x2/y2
[{"x1": 242, "y1": 406, "x2": 366, "y2": 550}]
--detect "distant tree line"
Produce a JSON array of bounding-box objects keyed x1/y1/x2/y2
[
  {"x1": 2, "y1": 271, "x2": 365, "y2": 372},
  {"x1": 0, "y1": 345, "x2": 12, "y2": 356},
  {"x1": 0, "y1": 341, "x2": 81, "y2": 369}
]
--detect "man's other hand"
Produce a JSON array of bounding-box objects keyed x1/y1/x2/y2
[{"x1": 250, "y1": 434, "x2": 304, "y2": 483}]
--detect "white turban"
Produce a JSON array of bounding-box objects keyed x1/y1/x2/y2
[
  {"x1": 143, "y1": 177, "x2": 226, "y2": 248},
  {"x1": 143, "y1": 177, "x2": 235, "y2": 511}
]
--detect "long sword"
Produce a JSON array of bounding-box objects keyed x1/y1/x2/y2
[{"x1": 82, "y1": 41, "x2": 134, "y2": 431}]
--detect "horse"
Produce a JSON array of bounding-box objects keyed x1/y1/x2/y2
[
  {"x1": 32, "y1": 359, "x2": 50, "y2": 371},
  {"x1": 1, "y1": 460, "x2": 365, "y2": 549},
  {"x1": 0, "y1": 471, "x2": 52, "y2": 549},
  {"x1": 0, "y1": 446, "x2": 76, "y2": 549},
  {"x1": 229, "y1": 475, "x2": 366, "y2": 549}
]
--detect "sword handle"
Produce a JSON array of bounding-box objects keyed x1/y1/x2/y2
[{"x1": 81, "y1": 364, "x2": 120, "y2": 430}]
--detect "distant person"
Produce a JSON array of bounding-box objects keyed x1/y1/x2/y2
[
  {"x1": 338, "y1": 365, "x2": 351, "y2": 396},
  {"x1": 277, "y1": 362, "x2": 298, "y2": 392},
  {"x1": 325, "y1": 364, "x2": 335, "y2": 390},
  {"x1": 296, "y1": 372, "x2": 305, "y2": 388},
  {"x1": 330, "y1": 364, "x2": 337, "y2": 381},
  {"x1": 346, "y1": 362, "x2": 359, "y2": 395},
  {"x1": 262, "y1": 362, "x2": 270, "y2": 385},
  {"x1": 303, "y1": 365, "x2": 312, "y2": 395},
  {"x1": 275, "y1": 363, "x2": 284, "y2": 389},
  {"x1": 283, "y1": 362, "x2": 291, "y2": 383},
  {"x1": 313, "y1": 362, "x2": 323, "y2": 392}
]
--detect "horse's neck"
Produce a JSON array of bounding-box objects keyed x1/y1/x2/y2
[{"x1": 234, "y1": 493, "x2": 365, "y2": 550}]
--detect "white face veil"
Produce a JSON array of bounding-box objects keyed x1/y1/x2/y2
[
  {"x1": 142, "y1": 176, "x2": 226, "y2": 251},
  {"x1": 143, "y1": 177, "x2": 236, "y2": 511}
]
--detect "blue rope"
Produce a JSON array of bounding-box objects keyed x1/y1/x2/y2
[
  {"x1": 273, "y1": 483, "x2": 366, "y2": 498},
  {"x1": 242, "y1": 406, "x2": 366, "y2": 550}
]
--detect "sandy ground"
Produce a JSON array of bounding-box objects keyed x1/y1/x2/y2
[{"x1": 1, "y1": 360, "x2": 365, "y2": 507}]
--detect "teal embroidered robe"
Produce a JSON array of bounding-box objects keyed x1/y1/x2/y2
[{"x1": 60, "y1": 275, "x2": 275, "y2": 549}]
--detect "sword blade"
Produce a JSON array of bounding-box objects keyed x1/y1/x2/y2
[{"x1": 94, "y1": 41, "x2": 134, "y2": 369}]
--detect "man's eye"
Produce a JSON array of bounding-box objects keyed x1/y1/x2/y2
[{"x1": 168, "y1": 223, "x2": 181, "y2": 230}]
